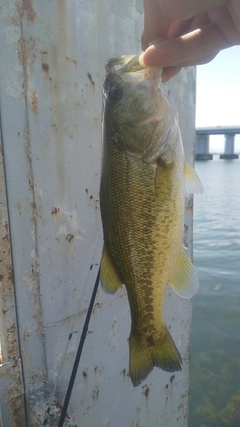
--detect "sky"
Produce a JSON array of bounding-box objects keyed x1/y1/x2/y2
[{"x1": 196, "y1": 45, "x2": 240, "y2": 153}]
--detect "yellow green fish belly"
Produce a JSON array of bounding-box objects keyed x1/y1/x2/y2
[{"x1": 100, "y1": 143, "x2": 184, "y2": 386}]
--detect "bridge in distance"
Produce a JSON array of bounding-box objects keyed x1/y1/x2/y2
[{"x1": 195, "y1": 126, "x2": 240, "y2": 160}]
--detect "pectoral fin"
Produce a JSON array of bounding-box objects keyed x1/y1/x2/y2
[
  {"x1": 184, "y1": 161, "x2": 203, "y2": 195},
  {"x1": 100, "y1": 244, "x2": 122, "y2": 294},
  {"x1": 168, "y1": 247, "x2": 199, "y2": 298}
]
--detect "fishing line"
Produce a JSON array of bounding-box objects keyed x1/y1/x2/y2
[
  {"x1": 43, "y1": 233, "x2": 102, "y2": 425},
  {"x1": 57, "y1": 266, "x2": 100, "y2": 427}
]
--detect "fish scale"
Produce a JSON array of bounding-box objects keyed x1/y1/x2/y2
[{"x1": 100, "y1": 54, "x2": 203, "y2": 386}]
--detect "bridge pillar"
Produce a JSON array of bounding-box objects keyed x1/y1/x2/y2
[
  {"x1": 220, "y1": 134, "x2": 239, "y2": 159},
  {"x1": 195, "y1": 134, "x2": 213, "y2": 160}
]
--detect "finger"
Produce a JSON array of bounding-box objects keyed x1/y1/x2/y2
[
  {"x1": 141, "y1": 30, "x2": 151, "y2": 51},
  {"x1": 142, "y1": 0, "x2": 172, "y2": 50},
  {"x1": 140, "y1": 22, "x2": 231, "y2": 68},
  {"x1": 161, "y1": 52, "x2": 219, "y2": 82},
  {"x1": 155, "y1": 0, "x2": 227, "y2": 20},
  {"x1": 228, "y1": 0, "x2": 240, "y2": 33},
  {"x1": 187, "y1": 12, "x2": 211, "y2": 32},
  {"x1": 167, "y1": 14, "x2": 210, "y2": 40},
  {"x1": 167, "y1": 18, "x2": 192, "y2": 39},
  {"x1": 208, "y1": 5, "x2": 240, "y2": 45},
  {"x1": 174, "y1": 52, "x2": 219, "y2": 68},
  {"x1": 161, "y1": 67, "x2": 182, "y2": 82}
]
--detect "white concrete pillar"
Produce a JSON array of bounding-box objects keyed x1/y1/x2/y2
[
  {"x1": 220, "y1": 134, "x2": 238, "y2": 159},
  {"x1": 224, "y1": 134, "x2": 235, "y2": 154},
  {"x1": 195, "y1": 134, "x2": 212, "y2": 160}
]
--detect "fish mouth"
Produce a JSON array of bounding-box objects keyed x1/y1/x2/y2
[
  {"x1": 105, "y1": 54, "x2": 163, "y2": 128},
  {"x1": 105, "y1": 54, "x2": 145, "y2": 74},
  {"x1": 105, "y1": 53, "x2": 162, "y2": 88}
]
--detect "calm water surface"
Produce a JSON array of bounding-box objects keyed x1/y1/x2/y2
[{"x1": 189, "y1": 157, "x2": 240, "y2": 427}]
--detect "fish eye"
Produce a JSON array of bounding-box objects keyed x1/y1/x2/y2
[{"x1": 107, "y1": 86, "x2": 123, "y2": 103}]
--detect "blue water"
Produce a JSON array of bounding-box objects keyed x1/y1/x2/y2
[{"x1": 189, "y1": 157, "x2": 240, "y2": 427}]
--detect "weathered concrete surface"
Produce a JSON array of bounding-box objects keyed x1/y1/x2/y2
[{"x1": 0, "y1": 1, "x2": 196, "y2": 425}]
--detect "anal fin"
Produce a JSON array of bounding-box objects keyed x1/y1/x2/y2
[
  {"x1": 168, "y1": 247, "x2": 199, "y2": 298},
  {"x1": 100, "y1": 244, "x2": 122, "y2": 294}
]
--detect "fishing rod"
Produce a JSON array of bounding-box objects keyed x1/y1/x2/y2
[
  {"x1": 57, "y1": 267, "x2": 100, "y2": 427},
  {"x1": 43, "y1": 234, "x2": 102, "y2": 426}
]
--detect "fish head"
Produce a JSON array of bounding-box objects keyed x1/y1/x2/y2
[{"x1": 103, "y1": 53, "x2": 179, "y2": 162}]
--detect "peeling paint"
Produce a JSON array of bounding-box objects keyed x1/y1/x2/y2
[
  {"x1": 28, "y1": 385, "x2": 78, "y2": 426},
  {"x1": 16, "y1": 19, "x2": 48, "y2": 385},
  {"x1": 87, "y1": 72, "x2": 95, "y2": 87},
  {"x1": 18, "y1": 36, "x2": 37, "y2": 85},
  {"x1": 7, "y1": 395, "x2": 26, "y2": 427},
  {"x1": 0, "y1": 357, "x2": 23, "y2": 402},
  {"x1": 141, "y1": 384, "x2": 150, "y2": 398},
  {"x1": 186, "y1": 196, "x2": 193, "y2": 212},
  {"x1": 93, "y1": 362, "x2": 104, "y2": 376},
  {"x1": 29, "y1": 89, "x2": 38, "y2": 114},
  {"x1": 53, "y1": 208, "x2": 85, "y2": 241},
  {"x1": 66, "y1": 56, "x2": 77, "y2": 66},
  {"x1": 42, "y1": 62, "x2": 49, "y2": 73},
  {"x1": 66, "y1": 233, "x2": 74, "y2": 242},
  {"x1": 15, "y1": 0, "x2": 36, "y2": 22},
  {"x1": 51, "y1": 206, "x2": 60, "y2": 215},
  {"x1": 82, "y1": 368, "x2": 88, "y2": 379},
  {"x1": 15, "y1": 201, "x2": 22, "y2": 216},
  {"x1": 0, "y1": 146, "x2": 24, "y2": 419},
  {"x1": 92, "y1": 386, "x2": 99, "y2": 400}
]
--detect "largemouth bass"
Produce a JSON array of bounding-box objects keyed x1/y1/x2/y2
[{"x1": 100, "y1": 54, "x2": 203, "y2": 387}]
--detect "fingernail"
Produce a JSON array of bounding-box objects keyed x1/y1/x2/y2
[{"x1": 138, "y1": 53, "x2": 146, "y2": 68}]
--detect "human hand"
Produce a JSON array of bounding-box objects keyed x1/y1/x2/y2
[{"x1": 140, "y1": 0, "x2": 240, "y2": 81}]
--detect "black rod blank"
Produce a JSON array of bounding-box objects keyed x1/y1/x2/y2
[{"x1": 58, "y1": 267, "x2": 100, "y2": 427}]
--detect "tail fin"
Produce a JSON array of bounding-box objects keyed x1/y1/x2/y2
[{"x1": 129, "y1": 325, "x2": 182, "y2": 387}]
